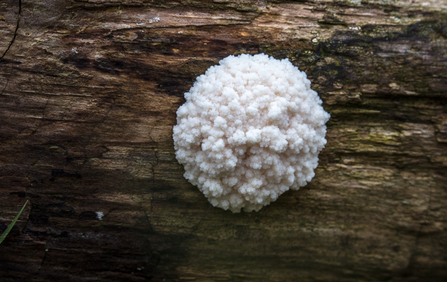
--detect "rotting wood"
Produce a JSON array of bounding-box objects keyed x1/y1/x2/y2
[{"x1": 1, "y1": 0, "x2": 446, "y2": 281}]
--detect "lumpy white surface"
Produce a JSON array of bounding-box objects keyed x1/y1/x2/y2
[{"x1": 173, "y1": 54, "x2": 330, "y2": 212}]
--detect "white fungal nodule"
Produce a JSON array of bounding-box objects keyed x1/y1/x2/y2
[{"x1": 173, "y1": 53, "x2": 330, "y2": 213}]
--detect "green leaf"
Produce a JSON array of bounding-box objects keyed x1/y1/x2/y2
[{"x1": 0, "y1": 200, "x2": 28, "y2": 245}]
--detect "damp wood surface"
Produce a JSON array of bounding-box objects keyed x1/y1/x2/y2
[{"x1": 1, "y1": 0, "x2": 447, "y2": 281}]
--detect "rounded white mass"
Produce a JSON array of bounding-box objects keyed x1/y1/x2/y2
[{"x1": 173, "y1": 53, "x2": 330, "y2": 213}]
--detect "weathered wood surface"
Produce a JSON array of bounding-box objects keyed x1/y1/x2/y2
[{"x1": 1, "y1": 0, "x2": 447, "y2": 281}]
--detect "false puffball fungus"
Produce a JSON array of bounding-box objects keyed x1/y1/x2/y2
[{"x1": 173, "y1": 53, "x2": 330, "y2": 213}]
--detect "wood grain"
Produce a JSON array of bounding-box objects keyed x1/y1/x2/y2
[{"x1": 1, "y1": 0, "x2": 446, "y2": 281}]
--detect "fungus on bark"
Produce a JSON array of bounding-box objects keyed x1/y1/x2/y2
[{"x1": 173, "y1": 54, "x2": 330, "y2": 212}]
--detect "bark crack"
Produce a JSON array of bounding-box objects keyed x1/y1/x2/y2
[{"x1": 0, "y1": 0, "x2": 21, "y2": 61}]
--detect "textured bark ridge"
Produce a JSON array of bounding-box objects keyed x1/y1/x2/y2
[{"x1": 1, "y1": 0, "x2": 446, "y2": 281}]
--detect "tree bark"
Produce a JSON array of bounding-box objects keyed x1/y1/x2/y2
[{"x1": 1, "y1": 0, "x2": 446, "y2": 281}]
